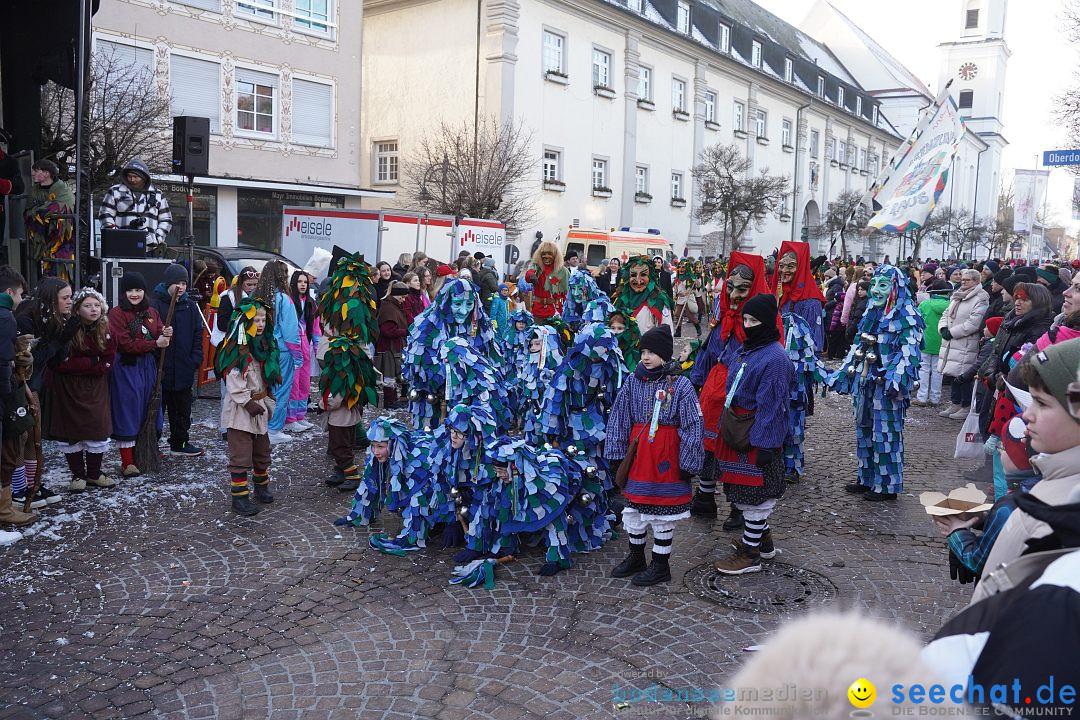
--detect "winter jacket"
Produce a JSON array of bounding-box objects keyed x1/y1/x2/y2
[
  {"x1": 0, "y1": 298, "x2": 16, "y2": 397},
  {"x1": 978, "y1": 309, "x2": 1054, "y2": 381},
  {"x1": 970, "y1": 444, "x2": 1080, "y2": 605},
  {"x1": 985, "y1": 290, "x2": 1009, "y2": 321},
  {"x1": 823, "y1": 277, "x2": 846, "y2": 329},
  {"x1": 475, "y1": 268, "x2": 500, "y2": 312},
  {"x1": 221, "y1": 361, "x2": 275, "y2": 435},
  {"x1": 151, "y1": 283, "x2": 204, "y2": 391},
  {"x1": 845, "y1": 295, "x2": 868, "y2": 343},
  {"x1": 937, "y1": 285, "x2": 989, "y2": 378},
  {"x1": 97, "y1": 158, "x2": 173, "y2": 244},
  {"x1": 321, "y1": 393, "x2": 363, "y2": 428},
  {"x1": 376, "y1": 298, "x2": 409, "y2": 354},
  {"x1": 107, "y1": 304, "x2": 164, "y2": 363},
  {"x1": 918, "y1": 294, "x2": 950, "y2": 355},
  {"x1": 596, "y1": 268, "x2": 619, "y2": 297}
]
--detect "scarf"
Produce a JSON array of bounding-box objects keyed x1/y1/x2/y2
[
  {"x1": 633, "y1": 361, "x2": 676, "y2": 382},
  {"x1": 0, "y1": 294, "x2": 12, "y2": 311},
  {"x1": 742, "y1": 322, "x2": 781, "y2": 350}
]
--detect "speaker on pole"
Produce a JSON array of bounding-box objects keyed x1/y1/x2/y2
[{"x1": 172, "y1": 116, "x2": 210, "y2": 176}]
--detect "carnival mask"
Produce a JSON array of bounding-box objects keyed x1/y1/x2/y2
[
  {"x1": 868, "y1": 275, "x2": 893, "y2": 308},
  {"x1": 726, "y1": 272, "x2": 753, "y2": 305},
  {"x1": 450, "y1": 291, "x2": 475, "y2": 324},
  {"x1": 450, "y1": 429, "x2": 466, "y2": 449},
  {"x1": 541, "y1": 251, "x2": 554, "y2": 266},
  {"x1": 777, "y1": 252, "x2": 798, "y2": 285},
  {"x1": 629, "y1": 264, "x2": 650, "y2": 293}
]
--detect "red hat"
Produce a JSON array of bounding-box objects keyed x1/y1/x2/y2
[
  {"x1": 436, "y1": 264, "x2": 455, "y2": 277},
  {"x1": 984, "y1": 316, "x2": 1003, "y2": 336},
  {"x1": 999, "y1": 416, "x2": 1032, "y2": 471},
  {"x1": 1072, "y1": 259, "x2": 1080, "y2": 269}
]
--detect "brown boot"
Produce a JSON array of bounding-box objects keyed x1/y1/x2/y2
[
  {"x1": 0, "y1": 487, "x2": 37, "y2": 527},
  {"x1": 713, "y1": 541, "x2": 761, "y2": 575}
]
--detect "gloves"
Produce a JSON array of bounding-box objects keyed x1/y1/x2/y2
[
  {"x1": 939, "y1": 327, "x2": 953, "y2": 340},
  {"x1": 524, "y1": 269, "x2": 537, "y2": 284},
  {"x1": 754, "y1": 448, "x2": 776, "y2": 469},
  {"x1": 243, "y1": 399, "x2": 265, "y2": 416},
  {"x1": 60, "y1": 316, "x2": 81, "y2": 343},
  {"x1": 983, "y1": 435, "x2": 1001, "y2": 455},
  {"x1": 948, "y1": 549, "x2": 977, "y2": 585},
  {"x1": 333, "y1": 517, "x2": 351, "y2": 527}
]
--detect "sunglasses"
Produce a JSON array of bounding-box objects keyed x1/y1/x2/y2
[
  {"x1": 1069, "y1": 381, "x2": 1080, "y2": 420},
  {"x1": 240, "y1": 270, "x2": 260, "y2": 279}
]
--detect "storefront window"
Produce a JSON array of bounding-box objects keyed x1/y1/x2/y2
[
  {"x1": 159, "y1": 182, "x2": 217, "y2": 247},
  {"x1": 237, "y1": 188, "x2": 344, "y2": 253}
]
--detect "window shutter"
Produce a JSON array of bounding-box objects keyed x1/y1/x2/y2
[
  {"x1": 170, "y1": 55, "x2": 221, "y2": 132},
  {"x1": 96, "y1": 39, "x2": 154, "y2": 77},
  {"x1": 292, "y1": 79, "x2": 332, "y2": 147},
  {"x1": 237, "y1": 68, "x2": 279, "y2": 89}
]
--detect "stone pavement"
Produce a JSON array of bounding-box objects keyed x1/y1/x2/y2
[{"x1": 1, "y1": 380, "x2": 983, "y2": 719}]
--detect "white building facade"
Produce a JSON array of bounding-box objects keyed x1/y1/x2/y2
[
  {"x1": 92, "y1": 0, "x2": 391, "y2": 254},
  {"x1": 362, "y1": 0, "x2": 902, "y2": 260}
]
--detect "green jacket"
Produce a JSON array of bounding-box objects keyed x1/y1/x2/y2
[{"x1": 918, "y1": 294, "x2": 950, "y2": 355}]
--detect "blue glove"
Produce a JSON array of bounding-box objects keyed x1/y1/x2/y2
[
  {"x1": 333, "y1": 517, "x2": 350, "y2": 527},
  {"x1": 983, "y1": 435, "x2": 1001, "y2": 455}
]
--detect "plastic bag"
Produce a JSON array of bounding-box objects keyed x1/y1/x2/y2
[{"x1": 953, "y1": 386, "x2": 982, "y2": 460}]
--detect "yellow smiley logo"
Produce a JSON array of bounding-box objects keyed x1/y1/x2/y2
[{"x1": 847, "y1": 678, "x2": 876, "y2": 709}]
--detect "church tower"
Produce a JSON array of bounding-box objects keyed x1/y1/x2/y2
[{"x1": 937, "y1": 0, "x2": 1010, "y2": 222}]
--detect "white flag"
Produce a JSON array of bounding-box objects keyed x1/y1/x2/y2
[
  {"x1": 869, "y1": 97, "x2": 965, "y2": 233},
  {"x1": 1013, "y1": 169, "x2": 1049, "y2": 233}
]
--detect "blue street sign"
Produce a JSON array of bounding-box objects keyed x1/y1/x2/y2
[{"x1": 1043, "y1": 150, "x2": 1080, "y2": 166}]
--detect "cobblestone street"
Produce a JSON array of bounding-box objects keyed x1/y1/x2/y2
[{"x1": 1, "y1": 377, "x2": 981, "y2": 720}]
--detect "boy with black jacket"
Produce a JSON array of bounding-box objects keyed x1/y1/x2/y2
[{"x1": 151, "y1": 263, "x2": 204, "y2": 457}]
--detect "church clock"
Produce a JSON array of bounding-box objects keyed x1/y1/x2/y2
[{"x1": 958, "y1": 62, "x2": 978, "y2": 80}]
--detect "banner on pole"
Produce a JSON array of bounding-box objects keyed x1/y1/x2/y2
[
  {"x1": 1013, "y1": 169, "x2": 1049, "y2": 233},
  {"x1": 868, "y1": 97, "x2": 965, "y2": 233}
]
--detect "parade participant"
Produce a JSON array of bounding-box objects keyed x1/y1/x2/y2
[
  {"x1": 501, "y1": 307, "x2": 535, "y2": 406},
  {"x1": 612, "y1": 255, "x2": 674, "y2": 334},
  {"x1": 319, "y1": 334, "x2": 378, "y2": 492},
  {"x1": 97, "y1": 158, "x2": 173, "y2": 255},
  {"x1": 24, "y1": 159, "x2": 75, "y2": 280},
  {"x1": 781, "y1": 310, "x2": 826, "y2": 484},
  {"x1": 562, "y1": 271, "x2": 608, "y2": 331},
  {"x1": 317, "y1": 251, "x2": 379, "y2": 347},
  {"x1": 402, "y1": 278, "x2": 496, "y2": 430},
  {"x1": 603, "y1": 324, "x2": 704, "y2": 586},
  {"x1": 713, "y1": 294, "x2": 794, "y2": 574},
  {"x1": 285, "y1": 271, "x2": 320, "y2": 431},
  {"x1": 653, "y1": 255, "x2": 673, "y2": 300},
  {"x1": 215, "y1": 298, "x2": 282, "y2": 516},
  {"x1": 771, "y1": 241, "x2": 826, "y2": 353},
  {"x1": 375, "y1": 281, "x2": 411, "y2": 410},
  {"x1": 0, "y1": 335, "x2": 38, "y2": 527},
  {"x1": 49, "y1": 287, "x2": 117, "y2": 492},
  {"x1": 441, "y1": 336, "x2": 513, "y2": 432},
  {"x1": 672, "y1": 259, "x2": 703, "y2": 338},
  {"x1": 107, "y1": 271, "x2": 170, "y2": 477},
  {"x1": 691, "y1": 252, "x2": 772, "y2": 523},
  {"x1": 333, "y1": 417, "x2": 414, "y2": 528},
  {"x1": 489, "y1": 283, "x2": 510, "y2": 340},
  {"x1": 518, "y1": 325, "x2": 564, "y2": 442},
  {"x1": 828, "y1": 265, "x2": 923, "y2": 501},
  {"x1": 521, "y1": 241, "x2": 568, "y2": 322},
  {"x1": 608, "y1": 310, "x2": 640, "y2": 371},
  {"x1": 255, "y1": 261, "x2": 301, "y2": 442}
]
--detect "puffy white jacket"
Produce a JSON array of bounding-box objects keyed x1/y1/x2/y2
[{"x1": 937, "y1": 285, "x2": 989, "y2": 378}]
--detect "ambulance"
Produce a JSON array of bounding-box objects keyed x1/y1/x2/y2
[{"x1": 561, "y1": 227, "x2": 675, "y2": 276}]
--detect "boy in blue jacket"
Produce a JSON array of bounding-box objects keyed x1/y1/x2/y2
[{"x1": 152, "y1": 263, "x2": 204, "y2": 457}]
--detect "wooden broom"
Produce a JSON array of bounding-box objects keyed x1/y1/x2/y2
[{"x1": 134, "y1": 290, "x2": 180, "y2": 473}]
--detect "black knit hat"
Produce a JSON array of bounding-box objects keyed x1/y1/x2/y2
[
  {"x1": 639, "y1": 324, "x2": 673, "y2": 362},
  {"x1": 1001, "y1": 275, "x2": 1022, "y2": 296},
  {"x1": 1013, "y1": 266, "x2": 1038, "y2": 282},
  {"x1": 741, "y1": 293, "x2": 778, "y2": 327},
  {"x1": 993, "y1": 268, "x2": 1013, "y2": 285},
  {"x1": 929, "y1": 279, "x2": 953, "y2": 293},
  {"x1": 119, "y1": 271, "x2": 147, "y2": 293},
  {"x1": 163, "y1": 263, "x2": 189, "y2": 287}
]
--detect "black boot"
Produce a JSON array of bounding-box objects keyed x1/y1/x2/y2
[
  {"x1": 695, "y1": 321, "x2": 702, "y2": 337},
  {"x1": 846, "y1": 482, "x2": 869, "y2": 494},
  {"x1": 690, "y1": 490, "x2": 717, "y2": 519},
  {"x1": 253, "y1": 478, "x2": 274, "y2": 504},
  {"x1": 611, "y1": 542, "x2": 648, "y2": 578},
  {"x1": 231, "y1": 494, "x2": 260, "y2": 516},
  {"x1": 721, "y1": 504, "x2": 743, "y2": 532},
  {"x1": 674, "y1": 325, "x2": 682, "y2": 338},
  {"x1": 326, "y1": 466, "x2": 345, "y2": 486},
  {"x1": 631, "y1": 553, "x2": 671, "y2": 586}
]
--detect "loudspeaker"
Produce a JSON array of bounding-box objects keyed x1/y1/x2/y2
[{"x1": 172, "y1": 116, "x2": 210, "y2": 176}]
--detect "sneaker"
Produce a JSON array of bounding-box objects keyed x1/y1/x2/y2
[
  {"x1": 12, "y1": 491, "x2": 47, "y2": 510},
  {"x1": 86, "y1": 474, "x2": 117, "y2": 489},
  {"x1": 713, "y1": 542, "x2": 761, "y2": 575},
  {"x1": 268, "y1": 431, "x2": 293, "y2": 444},
  {"x1": 122, "y1": 464, "x2": 142, "y2": 478},
  {"x1": 284, "y1": 421, "x2": 308, "y2": 433},
  {"x1": 36, "y1": 486, "x2": 62, "y2": 505},
  {"x1": 911, "y1": 398, "x2": 927, "y2": 407},
  {"x1": 295, "y1": 419, "x2": 314, "y2": 431},
  {"x1": 938, "y1": 403, "x2": 961, "y2": 417},
  {"x1": 949, "y1": 406, "x2": 970, "y2": 420},
  {"x1": 169, "y1": 443, "x2": 205, "y2": 457},
  {"x1": 68, "y1": 478, "x2": 87, "y2": 493}
]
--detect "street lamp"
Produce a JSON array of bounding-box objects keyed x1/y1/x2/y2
[{"x1": 418, "y1": 155, "x2": 463, "y2": 211}]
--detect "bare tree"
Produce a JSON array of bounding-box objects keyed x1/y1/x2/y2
[
  {"x1": 906, "y1": 206, "x2": 951, "y2": 261},
  {"x1": 40, "y1": 48, "x2": 172, "y2": 199},
  {"x1": 824, "y1": 191, "x2": 870, "y2": 259},
  {"x1": 1055, "y1": 1, "x2": 1080, "y2": 149},
  {"x1": 401, "y1": 116, "x2": 536, "y2": 235},
  {"x1": 692, "y1": 143, "x2": 789, "y2": 256},
  {"x1": 982, "y1": 188, "x2": 1018, "y2": 258}
]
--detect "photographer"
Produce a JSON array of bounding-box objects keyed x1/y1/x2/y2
[{"x1": 98, "y1": 158, "x2": 173, "y2": 255}]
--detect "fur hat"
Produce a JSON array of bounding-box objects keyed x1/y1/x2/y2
[
  {"x1": 119, "y1": 271, "x2": 147, "y2": 293},
  {"x1": 72, "y1": 286, "x2": 108, "y2": 314},
  {"x1": 639, "y1": 324, "x2": 673, "y2": 362}
]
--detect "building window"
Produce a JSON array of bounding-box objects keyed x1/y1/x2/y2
[
  {"x1": 784, "y1": 57, "x2": 793, "y2": 82},
  {"x1": 781, "y1": 118, "x2": 792, "y2": 146},
  {"x1": 294, "y1": 0, "x2": 331, "y2": 34},
  {"x1": 869, "y1": 154, "x2": 879, "y2": 177},
  {"x1": 718, "y1": 23, "x2": 730, "y2": 52},
  {"x1": 857, "y1": 147, "x2": 866, "y2": 171},
  {"x1": 236, "y1": 68, "x2": 277, "y2": 135},
  {"x1": 672, "y1": 78, "x2": 686, "y2": 112},
  {"x1": 292, "y1": 78, "x2": 333, "y2": 147},
  {"x1": 755, "y1": 109, "x2": 767, "y2": 138},
  {"x1": 838, "y1": 140, "x2": 847, "y2": 163},
  {"x1": 733, "y1": 100, "x2": 744, "y2": 131},
  {"x1": 751, "y1": 40, "x2": 762, "y2": 68},
  {"x1": 856, "y1": 96, "x2": 863, "y2": 116},
  {"x1": 97, "y1": 39, "x2": 155, "y2": 76},
  {"x1": 810, "y1": 129, "x2": 819, "y2": 158},
  {"x1": 236, "y1": 0, "x2": 276, "y2": 21},
  {"x1": 170, "y1": 54, "x2": 221, "y2": 132},
  {"x1": 635, "y1": 166, "x2": 649, "y2": 194},
  {"x1": 237, "y1": 188, "x2": 343, "y2": 253},
  {"x1": 677, "y1": 1, "x2": 691, "y2": 34},
  {"x1": 959, "y1": 90, "x2": 974, "y2": 110},
  {"x1": 837, "y1": 85, "x2": 845, "y2": 108},
  {"x1": 374, "y1": 141, "x2": 398, "y2": 183},
  {"x1": 817, "y1": 76, "x2": 825, "y2": 98},
  {"x1": 705, "y1": 90, "x2": 717, "y2": 122},
  {"x1": 543, "y1": 149, "x2": 561, "y2": 181},
  {"x1": 966, "y1": 8, "x2": 979, "y2": 28},
  {"x1": 543, "y1": 31, "x2": 565, "y2": 74},
  {"x1": 872, "y1": 105, "x2": 879, "y2": 125},
  {"x1": 592, "y1": 49, "x2": 612, "y2": 88},
  {"x1": 638, "y1": 65, "x2": 651, "y2": 100},
  {"x1": 592, "y1": 158, "x2": 608, "y2": 189},
  {"x1": 671, "y1": 172, "x2": 683, "y2": 200},
  {"x1": 847, "y1": 144, "x2": 856, "y2": 166}
]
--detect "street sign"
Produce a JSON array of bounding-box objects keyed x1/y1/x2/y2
[{"x1": 1042, "y1": 150, "x2": 1080, "y2": 166}]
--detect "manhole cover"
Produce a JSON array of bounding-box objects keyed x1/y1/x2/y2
[{"x1": 683, "y1": 562, "x2": 838, "y2": 613}]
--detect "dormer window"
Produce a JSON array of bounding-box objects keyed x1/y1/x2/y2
[
  {"x1": 751, "y1": 40, "x2": 762, "y2": 68},
  {"x1": 677, "y1": 1, "x2": 691, "y2": 34}
]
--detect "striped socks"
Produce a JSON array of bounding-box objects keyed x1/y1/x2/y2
[
  {"x1": 230, "y1": 472, "x2": 249, "y2": 497},
  {"x1": 253, "y1": 470, "x2": 269, "y2": 487},
  {"x1": 11, "y1": 466, "x2": 27, "y2": 495},
  {"x1": 697, "y1": 476, "x2": 716, "y2": 495},
  {"x1": 22, "y1": 460, "x2": 37, "y2": 490},
  {"x1": 652, "y1": 527, "x2": 674, "y2": 556},
  {"x1": 343, "y1": 464, "x2": 360, "y2": 481},
  {"x1": 742, "y1": 518, "x2": 768, "y2": 548},
  {"x1": 628, "y1": 530, "x2": 647, "y2": 547}
]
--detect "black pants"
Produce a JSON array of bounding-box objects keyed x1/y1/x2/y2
[{"x1": 162, "y1": 388, "x2": 192, "y2": 450}]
